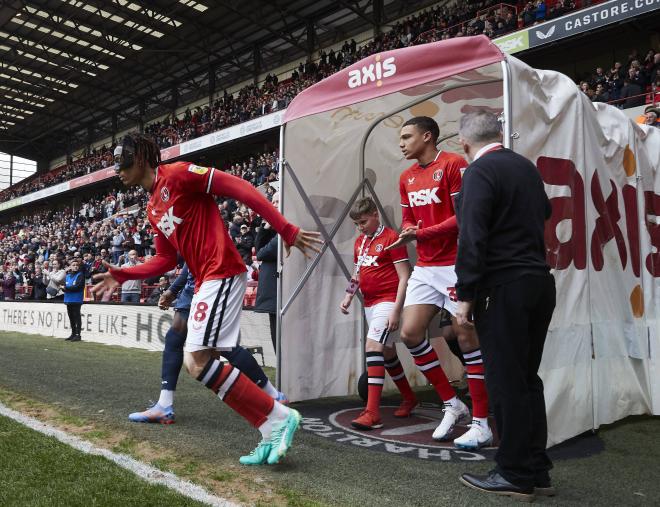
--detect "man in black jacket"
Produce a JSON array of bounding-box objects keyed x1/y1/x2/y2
[{"x1": 453, "y1": 111, "x2": 556, "y2": 501}]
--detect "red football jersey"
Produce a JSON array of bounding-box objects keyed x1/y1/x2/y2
[
  {"x1": 399, "y1": 151, "x2": 467, "y2": 266},
  {"x1": 147, "y1": 162, "x2": 246, "y2": 287},
  {"x1": 354, "y1": 226, "x2": 408, "y2": 307}
]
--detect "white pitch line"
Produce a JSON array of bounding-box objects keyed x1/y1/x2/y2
[{"x1": 0, "y1": 402, "x2": 239, "y2": 507}]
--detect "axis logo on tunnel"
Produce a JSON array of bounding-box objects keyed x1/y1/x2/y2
[{"x1": 347, "y1": 54, "x2": 397, "y2": 89}]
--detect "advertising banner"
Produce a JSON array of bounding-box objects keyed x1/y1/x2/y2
[
  {"x1": 68, "y1": 167, "x2": 117, "y2": 189},
  {"x1": 178, "y1": 110, "x2": 285, "y2": 156},
  {"x1": 0, "y1": 302, "x2": 276, "y2": 365},
  {"x1": 528, "y1": 0, "x2": 660, "y2": 48},
  {"x1": 493, "y1": 30, "x2": 530, "y2": 54}
]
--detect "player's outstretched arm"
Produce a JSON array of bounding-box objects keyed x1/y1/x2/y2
[
  {"x1": 91, "y1": 261, "x2": 120, "y2": 296},
  {"x1": 285, "y1": 229, "x2": 323, "y2": 259},
  {"x1": 209, "y1": 170, "x2": 323, "y2": 257},
  {"x1": 384, "y1": 220, "x2": 421, "y2": 251}
]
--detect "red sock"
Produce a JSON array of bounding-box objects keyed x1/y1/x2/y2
[
  {"x1": 407, "y1": 338, "x2": 455, "y2": 402},
  {"x1": 366, "y1": 352, "x2": 385, "y2": 415},
  {"x1": 464, "y1": 349, "x2": 489, "y2": 418},
  {"x1": 198, "y1": 359, "x2": 274, "y2": 428},
  {"x1": 384, "y1": 356, "x2": 416, "y2": 401}
]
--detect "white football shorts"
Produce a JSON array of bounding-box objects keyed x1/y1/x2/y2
[
  {"x1": 364, "y1": 301, "x2": 396, "y2": 346},
  {"x1": 185, "y1": 272, "x2": 247, "y2": 352},
  {"x1": 403, "y1": 265, "x2": 458, "y2": 316}
]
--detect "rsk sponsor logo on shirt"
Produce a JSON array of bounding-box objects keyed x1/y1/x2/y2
[
  {"x1": 347, "y1": 54, "x2": 396, "y2": 89},
  {"x1": 408, "y1": 188, "x2": 441, "y2": 207},
  {"x1": 157, "y1": 206, "x2": 183, "y2": 238},
  {"x1": 357, "y1": 254, "x2": 379, "y2": 267}
]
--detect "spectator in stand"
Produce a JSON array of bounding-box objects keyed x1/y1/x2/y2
[
  {"x1": 111, "y1": 228, "x2": 125, "y2": 264},
  {"x1": 592, "y1": 83, "x2": 610, "y2": 103},
  {"x1": 235, "y1": 223, "x2": 255, "y2": 265},
  {"x1": 628, "y1": 64, "x2": 646, "y2": 89},
  {"x1": 521, "y1": 2, "x2": 535, "y2": 26},
  {"x1": 9, "y1": 262, "x2": 23, "y2": 290},
  {"x1": 45, "y1": 259, "x2": 66, "y2": 300},
  {"x1": 31, "y1": 266, "x2": 48, "y2": 300},
  {"x1": 578, "y1": 81, "x2": 593, "y2": 100},
  {"x1": 63, "y1": 259, "x2": 85, "y2": 342},
  {"x1": 254, "y1": 192, "x2": 280, "y2": 351},
  {"x1": 120, "y1": 249, "x2": 142, "y2": 303},
  {"x1": 650, "y1": 53, "x2": 660, "y2": 88},
  {"x1": 132, "y1": 226, "x2": 144, "y2": 256},
  {"x1": 146, "y1": 276, "x2": 170, "y2": 305},
  {"x1": 82, "y1": 252, "x2": 94, "y2": 282},
  {"x1": 229, "y1": 214, "x2": 244, "y2": 240},
  {"x1": 2, "y1": 265, "x2": 17, "y2": 300},
  {"x1": 534, "y1": 0, "x2": 546, "y2": 23},
  {"x1": 643, "y1": 106, "x2": 660, "y2": 128},
  {"x1": 619, "y1": 78, "x2": 645, "y2": 109},
  {"x1": 591, "y1": 67, "x2": 608, "y2": 88}
]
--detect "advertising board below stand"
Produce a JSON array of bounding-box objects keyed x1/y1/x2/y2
[{"x1": 0, "y1": 301, "x2": 276, "y2": 366}]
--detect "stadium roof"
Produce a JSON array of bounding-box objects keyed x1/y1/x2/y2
[{"x1": 0, "y1": 0, "x2": 439, "y2": 163}]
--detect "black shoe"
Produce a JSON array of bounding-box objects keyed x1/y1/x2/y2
[
  {"x1": 68, "y1": 335, "x2": 81, "y2": 342},
  {"x1": 534, "y1": 476, "x2": 556, "y2": 497},
  {"x1": 65, "y1": 335, "x2": 75, "y2": 341},
  {"x1": 460, "y1": 472, "x2": 535, "y2": 502}
]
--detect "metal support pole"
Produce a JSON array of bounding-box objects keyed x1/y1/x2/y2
[
  {"x1": 501, "y1": 59, "x2": 513, "y2": 149},
  {"x1": 276, "y1": 125, "x2": 285, "y2": 389}
]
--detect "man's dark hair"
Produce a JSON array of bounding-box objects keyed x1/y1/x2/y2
[
  {"x1": 402, "y1": 116, "x2": 440, "y2": 143},
  {"x1": 129, "y1": 133, "x2": 161, "y2": 169}
]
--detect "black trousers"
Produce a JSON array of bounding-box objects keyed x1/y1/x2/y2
[
  {"x1": 268, "y1": 312, "x2": 277, "y2": 353},
  {"x1": 473, "y1": 273, "x2": 556, "y2": 488},
  {"x1": 66, "y1": 303, "x2": 82, "y2": 336}
]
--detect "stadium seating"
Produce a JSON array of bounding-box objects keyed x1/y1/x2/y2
[{"x1": 2, "y1": 0, "x2": 632, "y2": 204}]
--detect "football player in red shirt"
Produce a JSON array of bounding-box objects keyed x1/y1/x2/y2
[
  {"x1": 388, "y1": 116, "x2": 492, "y2": 449},
  {"x1": 339, "y1": 197, "x2": 416, "y2": 430},
  {"x1": 92, "y1": 133, "x2": 322, "y2": 465}
]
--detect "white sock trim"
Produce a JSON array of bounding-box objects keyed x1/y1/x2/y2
[
  {"x1": 262, "y1": 380, "x2": 278, "y2": 399},
  {"x1": 157, "y1": 390, "x2": 174, "y2": 408},
  {"x1": 258, "y1": 401, "x2": 289, "y2": 440},
  {"x1": 216, "y1": 368, "x2": 240, "y2": 400}
]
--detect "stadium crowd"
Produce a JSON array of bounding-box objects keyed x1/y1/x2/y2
[
  {"x1": 0, "y1": 149, "x2": 280, "y2": 303},
  {"x1": 0, "y1": 0, "x2": 590, "y2": 203},
  {"x1": 0, "y1": 0, "x2": 656, "y2": 205},
  {"x1": 578, "y1": 49, "x2": 660, "y2": 110}
]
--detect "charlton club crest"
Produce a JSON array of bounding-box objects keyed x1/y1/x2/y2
[
  {"x1": 433, "y1": 169, "x2": 443, "y2": 182},
  {"x1": 160, "y1": 186, "x2": 170, "y2": 202},
  {"x1": 375, "y1": 244, "x2": 383, "y2": 252}
]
